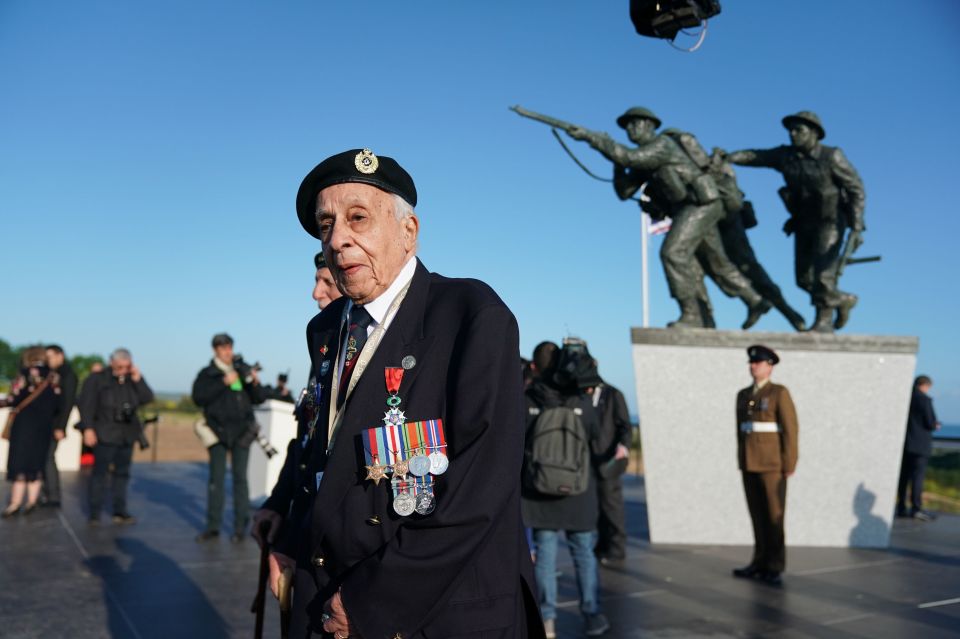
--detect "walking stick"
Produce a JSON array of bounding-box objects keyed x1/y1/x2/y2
[
  {"x1": 251, "y1": 520, "x2": 271, "y2": 639},
  {"x1": 278, "y1": 566, "x2": 294, "y2": 639}
]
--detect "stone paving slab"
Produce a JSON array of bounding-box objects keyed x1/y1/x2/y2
[{"x1": 0, "y1": 465, "x2": 957, "y2": 638}]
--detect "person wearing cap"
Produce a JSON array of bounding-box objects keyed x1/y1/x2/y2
[
  {"x1": 313, "y1": 251, "x2": 341, "y2": 310},
  {"x1": 272, "y1": 148, "x2": 543, "y2": 638},
  {"x1": 726, "y1": 112, "x2": 866, "y2": 333},
  {"x1": 191, "y1": 333, "x2": 266, "y2": 542},
  {"x1": 566, "y1": 107, "x2": 771, "y2": 329},
  {"x1": 733, "y1": 345, "x2": 798, "y2": 586}
]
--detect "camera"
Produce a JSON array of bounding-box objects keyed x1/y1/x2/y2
[
  {"x1": 232, "y1": 355, "x2": 262, "y2": 384},
  {"x1": 552, "y1": 337, "x2": 602, "y2": 391},
  {"x1": 114, "y1": 402, "x2": 136, "y2": 424}
]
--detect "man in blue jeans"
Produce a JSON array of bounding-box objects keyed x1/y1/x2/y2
[{"x1": 521, "y1": 339, "x2": 610, "y2": 638}]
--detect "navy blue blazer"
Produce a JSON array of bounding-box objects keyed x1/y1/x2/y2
[{"x1": 288, "y1": 260, "x2": 542, "y2": 639}]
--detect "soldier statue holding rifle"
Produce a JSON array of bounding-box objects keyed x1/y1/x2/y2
[
  {"x1": 512, "y1": 105, "x2": 772, "y2": 330},
  {"x1": 723, "y1": 111, "x2": 866, "y2": 333}
]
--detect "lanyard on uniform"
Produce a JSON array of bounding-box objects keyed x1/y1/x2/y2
[{"x1": 326, "y1": 280, "x2": 412, "y2": 454}]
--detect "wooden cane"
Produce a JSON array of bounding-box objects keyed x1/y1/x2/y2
[
  {"x1": 251, "y1": 520, "x2": 271, "y2": 639},
  {"x1": 278, "y1": 566, "x2": 294, "y2": 639}
]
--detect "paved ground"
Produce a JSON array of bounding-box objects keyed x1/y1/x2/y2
[{"x1": 0, "y1": 465, "x2": 957, "y2": 638}]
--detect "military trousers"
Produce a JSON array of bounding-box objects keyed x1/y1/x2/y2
[
  {"x1": 89, "y1": 442, "x2": 134, "y2": 517},
  {"x1": 793, "y1": 217, "x2": 851, "y2": 308},
  {"x1": 742, "y1": 471, "x2": 787, "y2": 573},
  {"x1": 204, "y1": 442, "x2": 251, "y2": 533},
  {"x1": 661, "y1": 201, "x2": 762, "y2": 307}
]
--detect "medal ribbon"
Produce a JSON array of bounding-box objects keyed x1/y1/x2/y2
[
  {"x1": 364, "y1": 426, "x2": 380, "y2": 466},
  {"x1": 389, "y1": 423, "x2": 403, "y2": 467},
  {"x1": 385, "y1": 367, "x2": 404, "y2": 396},
  {"x1": 429, "y1": 419, "x2": 446, "y2": 450}
]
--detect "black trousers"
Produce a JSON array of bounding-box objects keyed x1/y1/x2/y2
[
  {"x1": 897, "y1": 452, "x2": 928, "y2": 513},
  {"x1": 595, "y1": 460, "x2": 628, "y2": 560},
  {"x1": 742, "y1": 471, "x2": 787, "y2": 573},
  {"x1": 89, "y1": 442, "x2": 134, "y2": 516},
  {"x1": 42, "y1": 437, "x2": 61, "y2": 502}
]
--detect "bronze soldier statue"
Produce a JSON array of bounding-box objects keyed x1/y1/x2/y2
[
  {"x1": 562, "y1": 107, "x2": 772, "y2": 329},
  {"x1": 725, "y1": 111, "x2": 866, "y2": 332}
]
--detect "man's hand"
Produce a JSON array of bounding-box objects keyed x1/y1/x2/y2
[
  {"x1": 268, "y1": 552, "x2": 296, "y2": 599},
  {"x1": 251, "y1": 508, "x2": 283, "y2": 548},
  {"x1": 566, "y1": 125, "x2": 588, "y2": 141},
  {"x1": 223, "y1": 371, "x2": 240, "y2": 386},
  {"x1": 83, "y1": 429, "x2": 97, "y2": 447},
  {"x1": 53, "y1": 429, "x2": 66, "y2": 441},
  {"x1": 614, "y1": 443, "x2": 629, "y2": 461},
  {"x1": 130, "y1": 365, "x2": 142, "y2": 382},
  {"x1": 323, "y1": 591, "x2": 359, "y2": 639},
  {"x1": 783, "y1": 470, "x2": 795, "y2": 479}
]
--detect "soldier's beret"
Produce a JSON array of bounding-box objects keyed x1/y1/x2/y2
[
  {"x1": 296, "y1": 149, "x2": 417, "y2": 239},
  {"x1": 782, "y1": 111, "x2": 825, "y2": 140},
  {"x1": 617, "y1": 106, "x2": 662, "y2": 130},
  {"x1": 314, "y1": 252, "x2": 326, "y2": 270},
  {"x1": 747, "y1": 344, "x2": 779, "y2": 365}
]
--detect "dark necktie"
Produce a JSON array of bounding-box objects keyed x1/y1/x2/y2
[{"x1": 337, "y1": 305, "x2": 373, "y2": 408}]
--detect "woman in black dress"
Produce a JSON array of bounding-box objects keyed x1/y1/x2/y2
[{"x1": 3, "y1": 347, "x2": 63, "y2": 517}]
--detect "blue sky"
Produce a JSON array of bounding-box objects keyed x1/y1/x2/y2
[{"x1": 2, "y1": 1, "x2": 959, "y2": 421}]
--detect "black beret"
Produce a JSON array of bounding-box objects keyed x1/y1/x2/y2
[
  {"x1": 296, "y1": 148, "x2": 417, "y2": 239},
  {"x1": 314, "y1": 252, "x2": 326, "y2": 269},
  {"x1": 747, "y1": 344, "x2": 779, "y2": 365},
  {"x1": 212, "y1": 333, "x2": 234, "y2": 348}
]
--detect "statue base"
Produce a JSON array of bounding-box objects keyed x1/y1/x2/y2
[{"x1": 631, "y1": 328, "x2": 918, "y2": 548}]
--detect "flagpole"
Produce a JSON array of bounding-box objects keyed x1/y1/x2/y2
[{"x1": 641, "y1": 211, "x2": 650, "y2": 328}]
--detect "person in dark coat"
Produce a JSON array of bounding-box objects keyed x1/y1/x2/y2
[
  {"x1": 79, "y1": 348, "x2": 153, "y2": 525},
  {"x1": 590, "y1": 375, "x2": 632, "y2": 566},
  {"x1": 269, "y1": 148, "x2": 544, "y2": 639},
  {"x1": 192, "y1": 333, "x2": 267, "y2": 542},
  {"x1": 521, "y1": 340, "x2": 610, "y2": 638},
  {"x1": 896, "y1": 375, "x2": 940, "y2": 521},
  {"x1": 3, "y1": 347, "x2": 63, "y2": 517},
  {"x1": 41, "y1": 344, "x2": 78, "y2": 507}
]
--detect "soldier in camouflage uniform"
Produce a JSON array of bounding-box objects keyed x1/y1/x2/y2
[{"x1": 727, "y1": 111, "x2": 865, "y2": 332}]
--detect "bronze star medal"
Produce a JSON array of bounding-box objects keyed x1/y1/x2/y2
[{"x1": 365, "y1": 459, "x2": 387, "y2": 486}]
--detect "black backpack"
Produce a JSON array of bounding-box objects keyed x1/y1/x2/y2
[{"x1": 523, "y1": 402, "x2": 591, "y2": 496}]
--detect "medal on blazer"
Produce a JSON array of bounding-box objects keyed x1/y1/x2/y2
[
  {"x1": 363, "y1": 427, "x2": 388, "y2": 485},
  {"x1": 425, "y1": 418, "x2": 448, "y2": 475},
  {"x1": 383, "y1": 367, "x2": 406, "y2": 427},
  {"x1": 406, "y1": 420, "x2": 432, "y2": 477},
  {"x1": 392, "y1": 476, "x2": 416, "y2": 516},
  {"x1": 414, "y1": 476, "x2": 436, "y2": 515}
]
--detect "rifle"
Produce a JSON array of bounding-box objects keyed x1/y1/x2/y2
[{"x1": 251, "y1": 520, "x2": 271, "y2": 639}]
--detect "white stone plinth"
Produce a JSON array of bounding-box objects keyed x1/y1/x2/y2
[
  {"x1": 0, "y1": 406, "x2": 83, "y2": 473},
  {"x1": 248, "y1": 399, "x2": 297, "y2": 503},
  {"x1": 631, "y1": 328, "x2": 918, "y2": 548}
]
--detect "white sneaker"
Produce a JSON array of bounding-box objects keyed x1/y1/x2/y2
[{"x1": 543, "y1": 617, "x2": 556, "y2": 639}]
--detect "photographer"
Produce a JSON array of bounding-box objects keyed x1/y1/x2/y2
[
  {"x1": 192, "y1": 333, "x2": 266, "y2": 543},
  {"x1": 78, "y1": 348, "x2": 154, "y2": 525}
]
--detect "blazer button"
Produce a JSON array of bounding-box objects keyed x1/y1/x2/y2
[
  {"x1": 366, "y1": 515, "x2": 381, "y2": 526},
  {"x1": 312, "y1": 555, "x2": 325, "y2": 568},
  {"x1": 299, "y1": 463, "x2": 307, "y2": 471}
]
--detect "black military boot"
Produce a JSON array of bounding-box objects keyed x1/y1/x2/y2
[
  {"x1": 808, "y1": 307, "x2": 834, "y2": 333},
  {"x1": 834, "y1": 294, "x2": 858, "y2": 330},
  {"x1": 668, "y1": 298, "x2": 703, "y2": 329},
  {"x1": 742, "y1": 299, "x2": 772, "y2": 330}
]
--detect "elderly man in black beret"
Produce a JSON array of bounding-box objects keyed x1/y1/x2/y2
[{"x1": 269, "y1": 149, "x2": 543, "y2": 639}]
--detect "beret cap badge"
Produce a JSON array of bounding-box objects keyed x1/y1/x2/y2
[{"x1": 354, "y1": 149, "x2": 379, "y2": 175}]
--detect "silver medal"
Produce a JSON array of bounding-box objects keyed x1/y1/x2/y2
[
  {"x1": 415, "y1": 490, "x2": 436, "y2": 515},
  {"x1": 393, "y1": 492, "x2": 415, "y2": 516},
  {"x1": 408, "y1": 454, "x2": 431, "y2": 477},
  {"x1": 429, "y1": 451, "x2": 449, "y2": 475},
  {"x1": 401, "y1": 355, "x2": 416, "y2": 370}
]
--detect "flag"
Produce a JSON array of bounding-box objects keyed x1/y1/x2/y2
[{"x1": 649, "y1": 219, "x2": 671, "y2": 236}]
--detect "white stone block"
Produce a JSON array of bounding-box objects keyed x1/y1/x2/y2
[
  {"x1": 631, "y1": 328, "x2": 917, "y2": 548},
  {"x1": 248, "y1": 399, "x2": 298, "y2": 503}
]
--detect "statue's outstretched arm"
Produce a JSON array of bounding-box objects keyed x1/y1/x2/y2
[{"x1": 727, "y1": 148, "x2": 781, "y2": 168}]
